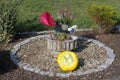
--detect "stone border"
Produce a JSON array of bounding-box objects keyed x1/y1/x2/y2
[
  {"x1": 10, "y1": 32, "x2": 115, "y2": 78},
  {"x1": 16, "y1": 29, "x2": 92, "y2": 35}
]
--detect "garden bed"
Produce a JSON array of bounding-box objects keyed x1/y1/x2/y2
[
  {"x1": 17, "y1": 37, "x2": 108, "y2": 73},
  {"x1": 0, "y1": 30, "x2": 119, "y2": 80},
  {"x1": 9, "y1": 31, "x2": 116, "y2": 78}
]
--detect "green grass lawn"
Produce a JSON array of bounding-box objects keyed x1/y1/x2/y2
[{"x1": 1, "y1": 0, "x2": 120, "y2": 32}]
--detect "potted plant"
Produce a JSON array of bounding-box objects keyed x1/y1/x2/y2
[
  {"x1": 55, "y1": 7, "x2": 75, "y2": 32},
  {"x1": 40, "y1": 8, "x2": 78, "y2": 51}
]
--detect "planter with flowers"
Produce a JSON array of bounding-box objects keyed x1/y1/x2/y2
[{"x1": 40, "y1": 8, "x2": 78, "y2": 51}]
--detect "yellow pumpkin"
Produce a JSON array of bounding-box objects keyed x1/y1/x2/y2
[{"x1": 57, "y1": 51, "x2": 78, "y2": 71}]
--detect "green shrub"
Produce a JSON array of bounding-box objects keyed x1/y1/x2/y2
[
  {"x1": 88, "y1": 4, "x2": 118, "y2": 33},
  {"x1": 0, "y1": 4, "x2": 17, "y2": 43}
]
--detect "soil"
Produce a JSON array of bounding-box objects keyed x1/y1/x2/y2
[{"x1": 0, "y1": 30, "x2": 120, "y2": 80}]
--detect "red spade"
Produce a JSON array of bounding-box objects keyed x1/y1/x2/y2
[
  {"x1": 40, "y1": 11, "x2": 56, "y2": 27},
  {"x1": 40, "y1": 11, "x2": 56, "y2": 39}
]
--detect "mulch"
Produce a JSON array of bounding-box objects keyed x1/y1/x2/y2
[{"x1": 0, "y1": 30, "x2": 120, "y2": 80}]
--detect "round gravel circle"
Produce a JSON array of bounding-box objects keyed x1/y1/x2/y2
[{"x1": 10, "y1": 34, "x2": 115, "y2": 78}]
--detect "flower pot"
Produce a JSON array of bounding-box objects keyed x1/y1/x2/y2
[
  {"x1": 61, "y1": 24, "x2": 68, "y2": 31},
  {"x1": 55, "y1": 24, "x2": 68, "y2": 33},
  {"x1": 47, "y1": 36, "x2": 78, "y2": 51}
]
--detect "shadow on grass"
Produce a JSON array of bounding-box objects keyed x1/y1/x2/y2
[
  {"x1": 15, "y1": 17, "x2": 49, "y2": 33},
  {"x1": 12, "y1": 17, "x2": 51, "y2": 41},
  {"x1": 0, "y1": 50, "x2": 17, "y2": 74}
]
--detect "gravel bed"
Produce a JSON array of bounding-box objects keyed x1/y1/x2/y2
[{"x1": 17, "y1": 37, "x2": 108, "y2": 73}]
